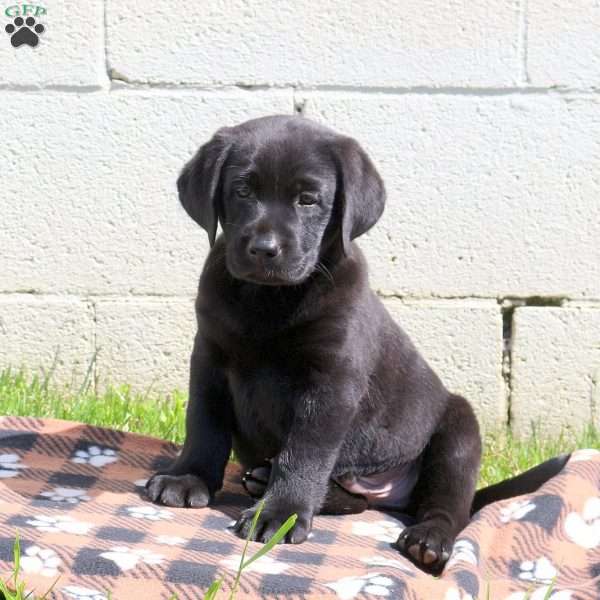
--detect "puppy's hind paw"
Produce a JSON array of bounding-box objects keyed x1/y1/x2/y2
[{"x1": 145, "y1": 473, "x2": 210, "y2": 508}]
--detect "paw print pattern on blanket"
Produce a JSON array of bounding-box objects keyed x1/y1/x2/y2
[
  {"x1": 0, "y1": 453, "x2": 26, "y2": 478},
  {"x1": 220, "y1": 553, "x2": 289, "y2": 575},
  {"x1": 26, "y1": 514, "x2": 93, "y2": 535},
  {"x1": 564, "y1": 496, "x2": 600, "y2": 549},
  {"x1": 71, "y1": 446, "x2": 118, "y2": 467},
  {"x1": 39, "y1": 487, "x2": 91, "y2": 504},
  {"x1": 125, "y1": 505, "x2": 173, "y2": 521},
  {"x1": 62, "y1": 586, "x2": 107, "y2": 600},
  {"x1": 517, "y1": 556, "x2": 558, "y2": 584},
  {"x1": 499, "y1": 500, "x2": 536, "y2": 523},
  {"x1": 351, "y1": 519, "x2": 404, "y2": 543},
  {"x1": 325, "y1": 573, "x2": 396, "y2": 599},
  {"x1": 99, "y1": 547, "x2": 164, "y2": 572},
  {"x1": 446, "y1": 539, "x2": 479, "y2": 568},
  {"x1": 0, "y1": 417, "x2": 598, "y2": 600},
  {"x1": 20, "y1": 546, "x2": 61, "y2": 577}
]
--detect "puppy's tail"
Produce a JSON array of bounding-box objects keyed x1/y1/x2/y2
[{"x1": 471, "y1": 453, "x2": 570, "y2": 515}]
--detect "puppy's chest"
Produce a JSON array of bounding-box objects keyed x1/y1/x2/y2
[{"x1": 226, "y1": 365, "x2": 295, "y2": 444}]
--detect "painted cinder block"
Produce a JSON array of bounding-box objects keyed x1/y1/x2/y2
[
  {"x1": 106, "y1": 0, "x2": 519, "y2": 87},
  {"x1": 302, "y1": 92, "x2": 600, "y2": 299},
  {"x1": 0, "y1": 90, "x2": 293, "y2": 297},
  {"x1": 511, "y1": 306, "x2": 600, "y2": 436},
  {"x1": 94, "y1": 297, "x2": 196, "y2": 394},
  {"x1": 527, "y1": 0, "x2": 600, "y2": 88},
  {"x1": 0, "y1": 295, "x2": 94, "y2": 385},
  {"x1": 383, "y1": 298, "x2": 505, "y2": 429}
]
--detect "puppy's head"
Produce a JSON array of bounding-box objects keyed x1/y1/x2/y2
[{"x1": 178, "y1": 115, "x2": 385, "y2": 285}]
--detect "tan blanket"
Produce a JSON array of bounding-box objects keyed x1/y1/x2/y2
[{"x1": 0, "y1": 416, "x2": 598, "y2": 599}]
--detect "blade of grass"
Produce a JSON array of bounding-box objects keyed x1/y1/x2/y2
[
  {"x1": 542, "y1": 578, "x2": 557, "y2": 600},
  {"x1": 228, "y1": 501, "x2": 265, "y2": 600},
  {"x1": 203, "y1": 579, "x2": 222, "y2": 600},
  {"x1": 241, "y1": 514, "x2": 297, "y2": 570}
]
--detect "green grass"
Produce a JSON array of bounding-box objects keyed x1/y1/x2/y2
[{"x1": 1, "y1": 367, "x2": 598, "y2": 487}]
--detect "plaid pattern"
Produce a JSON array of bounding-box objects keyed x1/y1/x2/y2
[{"x1": 0, "y1": 416, "x2": 598, "y2": 599}]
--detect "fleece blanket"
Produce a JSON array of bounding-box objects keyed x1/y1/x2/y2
[{"x1": 0, "y1": 417, "x2": 598, "y2": 600}]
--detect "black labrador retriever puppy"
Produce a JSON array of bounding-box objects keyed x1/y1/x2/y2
[{"x1": 146, "y1": 115, "x2": 568, "y2": 573}]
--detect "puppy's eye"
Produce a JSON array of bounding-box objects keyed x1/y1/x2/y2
[
  {"x1": 236, "y1": 185, "x2": 252, "y2": 198},
  {"x1": 297, "y1": 192, "x2": 319, "y2": 206}
]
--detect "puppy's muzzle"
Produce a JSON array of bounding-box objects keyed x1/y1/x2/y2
[{"x1": 247, "y1": 233, "x2": 281, "y2": 262}]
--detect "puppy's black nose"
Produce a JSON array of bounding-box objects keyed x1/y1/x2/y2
[{"x1": 248, "y1": 235, "x2": 281, "y2": 259}]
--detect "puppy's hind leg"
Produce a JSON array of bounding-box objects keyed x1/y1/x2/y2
[
  {"x1": 396, "y1": 393, "x2": 481, "y2": 574},
  {"x1": 242, "y1": 463, "x2": 368, "y2": 514}
]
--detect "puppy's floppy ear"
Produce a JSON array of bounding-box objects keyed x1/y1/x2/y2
[
  {"x1": 177, "y1": 128, "x2": 232, "y2": 246},
  {"x1": 332, "y1": 136, "x2": 386, "y2": 256}
]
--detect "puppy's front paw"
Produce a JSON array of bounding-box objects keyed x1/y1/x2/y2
[
  {"x1": 233, "y1": 501, "x2": 312, "y2": 544},
  {"x1": 395, "y1": 520, "x2": 453, "y2": 574},
  {"x1": 145, "y1": 473, "x2": 210, "y2": 508}
]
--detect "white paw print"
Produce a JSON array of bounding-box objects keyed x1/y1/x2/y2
[
  {"x1": 505, "y1": 586, "x2": 573, "y2": 600},
  {"x1": 519, "y1": 557, "x2": 557, "y2": 584},
  {"x1": 565, "y1": 497, "x2": 600, "y2": 549},
  {"x1": 220, "y1": 553, "x2": 289, "y2": 575},
  {"x1": 126, "y1": 505, "x2": 173, "y2": 521},
  {"x1": 154, "y1": 535, "x2": 186, "y2": 546},
  {"x1": 20, "y1": 546, "x2": 61, "y2": 577},
  {"x1": 325, "y1": 573, "x2": 395, "y2": 599},
  {"x1": 39, "y1": 487, "x2": 91, "y2": 504},
  {"x1": 71, "y1": 446, "x2": 118, "y2": 467},
  {"x1": 361, "y1": 555, "x2": 414, "y2": 574},
  {"x1": 447, "y1": 539, "x2": 478, "y2": 568},
  {"x1": 500, "y1": 500, "x2": 536, "y2": 523},
  {"x1": 26, "y1": 514, "x2": 93, "y2": 535},
  {"x1": 99, "y1": 546, "x2": 164, "y2": 572},
  {"x1": 63, "y1": 586, "x2": 107, "y2": 600},
  {"x1": 351, "y1": 519, "x2": 404, "y2": 543},
  {"x1": 0, "y1": 453, "x2": 27, "y2": 478}
]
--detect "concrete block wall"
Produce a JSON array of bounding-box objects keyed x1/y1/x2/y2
[{"x1": 0, "y1": 1, "x2": 599, "y2": 435}]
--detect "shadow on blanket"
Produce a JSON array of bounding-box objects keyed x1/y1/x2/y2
[{"x1": 0, "y1": 416, "x2": 598, "y2": 600}]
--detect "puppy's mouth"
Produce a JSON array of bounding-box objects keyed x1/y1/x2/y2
[
  {"x1": 235, "y1": 268, "x2": 310, "y2": 286},
  {"x1": 227, "y1": 259, "x2": 312, "y2": 287}
]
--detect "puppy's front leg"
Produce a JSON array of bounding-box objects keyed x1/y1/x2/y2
[
  {"x1": 234, "y1": 384, "x2": 358, "y2": 544},
  {"x1": 146, "y1": 335, "x2": 233, "y2": 507}
]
